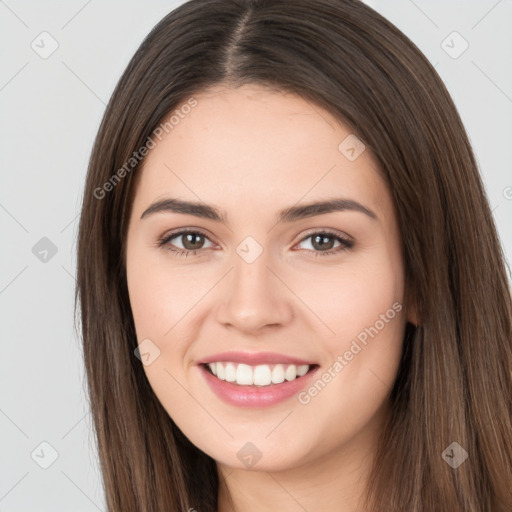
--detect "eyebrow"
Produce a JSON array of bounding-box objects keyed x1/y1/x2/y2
[{"x1": 140, "y1": 197, "x2": 378, "y2": 223}]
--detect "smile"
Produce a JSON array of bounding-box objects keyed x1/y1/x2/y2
[
  {"x1": 197, "y1": 352, "x2": 320, "y2": 408},
  {"x1": 206, "y1": 362, "x2": 310, "y2": 386}
]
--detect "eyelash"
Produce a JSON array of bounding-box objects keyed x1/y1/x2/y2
[{"x1": 156, "y1": 228, "x2": 354, "y2": 258}]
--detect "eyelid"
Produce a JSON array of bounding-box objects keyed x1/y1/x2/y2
[
  {"x1": 157, "y1": 226, "x2": 354, "y2": 256},
  {"x1": 294, "y1": 227, "x2": 354, "y2": 245},
  {"x1": 157, "y1": 227, "x2": 219, "y2": 248}
]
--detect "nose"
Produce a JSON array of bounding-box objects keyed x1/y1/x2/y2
[{"x1": 215, "y1": 248, "x2": 294, "y2": 334}]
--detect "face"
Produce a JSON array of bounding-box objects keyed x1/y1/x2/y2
[{"x1": 125, "y1": 84, "x2": 413, "y2": 473}]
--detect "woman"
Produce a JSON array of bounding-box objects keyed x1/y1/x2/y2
[{"x1": 75, "y1": 0, "x2": 512, "y2": 510}]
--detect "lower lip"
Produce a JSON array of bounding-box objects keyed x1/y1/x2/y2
[{"x1": 198, "y1": 364, "x2": 319, "y2": 408}]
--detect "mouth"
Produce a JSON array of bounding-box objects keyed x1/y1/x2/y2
[
  {"x1": 198, "y1": 360, "x2": 320, "y2": 408},
  {"x1": 197, "y1": 351, "x2": 320, "y2": 407},
  {"x1": 202, "y1": 361, "x2": 318, "y2": 387}
]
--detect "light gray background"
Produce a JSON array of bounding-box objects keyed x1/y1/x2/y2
[{"x1": 1, "y1": 1, "x2": 511, "y2": 510}]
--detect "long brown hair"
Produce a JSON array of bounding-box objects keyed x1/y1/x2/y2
[{"x1": 75, "y1": 0, "x2": 512, "y2": 510}]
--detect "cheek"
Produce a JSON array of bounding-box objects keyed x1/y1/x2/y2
[
  {"x1": 126, "y1": 243, "x2": 203, "y2": 341},
  {"x1": 127, "y1": 270, "x2": 167, "y2": 341},
  {"x1": 126, "y1": 252, "x2": 202, "y2": 418},
  {"x1": 126, "y1": 249, "x2": 214, "y2": 401},
  {"x1": 295, "y1": 253, "x2": 404, "y2": 348},
  {"x1": 302, "y1": 252, "x2": 405, "y2": 408},
  {"x1": 298, "y1": 247, "x2": 406, "y2": 410}
]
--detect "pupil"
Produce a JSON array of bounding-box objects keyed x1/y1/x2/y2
[
  {"x1": 313, "y1": 234, "x2": 334, "y2": 250},
  {"x1": 184, "y1": 233, "x2": 203, "y2": 249}
]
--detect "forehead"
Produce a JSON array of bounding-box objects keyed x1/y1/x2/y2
[{"x1": 131, "y1": 84, "x2": 390, "y2": 221}]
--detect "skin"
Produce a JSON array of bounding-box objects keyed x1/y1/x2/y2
[{"x1": 125, "y1": 84, "x2": 416, "y2": 511}]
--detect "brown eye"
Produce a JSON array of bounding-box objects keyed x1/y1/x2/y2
[
  {"x1": 158, "y1": 229, "x2": 215, "y2": 257},
  {"x1": 311, "y1": 234, "x2": 336, "y2": 251},
  {"x1": 179, "y1": 232, "x2": 206, "y2": 250},
  {"x1": 296, "y1": 230, "x2": 354, "y2": 257}
]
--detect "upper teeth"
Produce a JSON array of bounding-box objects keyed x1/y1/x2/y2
[{"x1": 207, "y1": 362, "x2": 310, "y2": 386}]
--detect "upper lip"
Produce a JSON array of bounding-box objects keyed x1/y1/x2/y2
[{"x1": 197, "y1": 351, "x2": 315, "y2": 366}]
